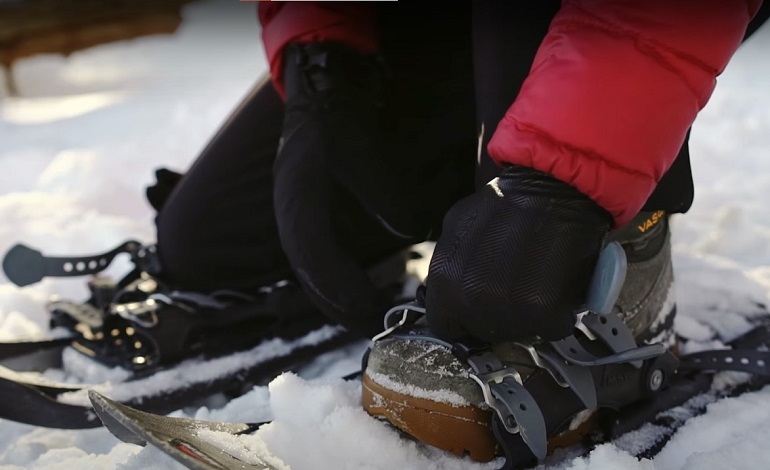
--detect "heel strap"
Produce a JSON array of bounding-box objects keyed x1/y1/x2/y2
[{"x1": 2, "y1": 240, "x2": 159, "y2": 287}]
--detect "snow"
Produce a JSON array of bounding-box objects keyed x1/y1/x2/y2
[
  {"x1": 0, "y1": 0, "x2": 769, "y2": 468},
  {"x1": 655, "y1": 387, "x2": 770, "y2": 470}
]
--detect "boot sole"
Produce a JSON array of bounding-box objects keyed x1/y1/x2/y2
[
  {"x1": 362, "y1": 371, "x2": 599, "y2": 462},
  {"x1": 362, "y1": 371, "x2": 498, "y2": 461}
]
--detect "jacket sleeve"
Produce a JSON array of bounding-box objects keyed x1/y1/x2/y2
[
  {"x1": 487, "y1": 0, "x2": 763, "y2": 226},
  {"x1": 258, "y1": 3, "x2": 379, "y2": 98}
]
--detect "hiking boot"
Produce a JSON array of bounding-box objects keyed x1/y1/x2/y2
[
  {"x1": 607, "y1": 210, "x2": 676, "y2": 347},
  {"x1": 362, "y1": 210, "x2": 676, "y2": 464}
]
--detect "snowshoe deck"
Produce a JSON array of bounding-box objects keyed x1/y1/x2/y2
[{"x1": 0, "y1": 372, "x2": 97, "y2": 428}]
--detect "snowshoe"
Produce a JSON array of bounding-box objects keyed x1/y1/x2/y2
[{"x1": 2, "y1": 238, "x2": 410, "y2": 375}]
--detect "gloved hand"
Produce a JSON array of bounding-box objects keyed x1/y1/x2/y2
[
  {"x1": 272, "y1": 43, "x2": 440, "y2": 335},
  {"x1": 425, "y1": 166, "x2": 613, "y2": 343}
]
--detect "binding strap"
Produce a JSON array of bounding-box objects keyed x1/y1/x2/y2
[
  {"x1": 679, "y1": 349, "x2": 770, "y2": 376},
  {"x1": 2, "y1": 240, "x2": 158, "y2": 287}
]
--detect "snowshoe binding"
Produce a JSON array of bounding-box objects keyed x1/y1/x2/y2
[
  {"x1": 362, "y1": 211, "x2": 680, "y2": 467},
  {"x1": 3, "y1": 239, "x2": 410, "y2": 375}
]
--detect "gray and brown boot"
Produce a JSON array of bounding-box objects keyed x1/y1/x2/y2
[{"x1": 362, "y1": 210, "x2": 677, "y2": 464}]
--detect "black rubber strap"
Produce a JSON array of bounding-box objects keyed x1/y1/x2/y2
[
  {"x1": 466, "y1": 352, "x2": 548, "y2": 460},
  {"x1": 679, "y1": 349, "x2": 770, "y2": 376},
  {"x1": 0, "y1": 338, "x2": 73, "y2": 362},
  {"x1": 2, "y1": 241, "x2": 142, "y2": 287}
]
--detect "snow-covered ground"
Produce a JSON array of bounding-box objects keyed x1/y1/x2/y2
[{"x1": 0, "y1": 1, "x2": 769, "y2": 468}]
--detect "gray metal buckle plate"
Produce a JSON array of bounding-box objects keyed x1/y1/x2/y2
[{"x1": 466, "y1": 352, "x2": 548, "y2": 460}]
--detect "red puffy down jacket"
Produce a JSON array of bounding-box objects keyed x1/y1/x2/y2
[{"x1": 258, "y1": 1, "x2": 761, "y2": 226}]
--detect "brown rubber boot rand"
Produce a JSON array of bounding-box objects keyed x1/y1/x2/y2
[{"x1": 362, "y1": 214, "x2": 678, "y2": 468}]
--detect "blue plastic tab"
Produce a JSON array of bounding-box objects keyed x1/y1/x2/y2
[{"x1": 586, "y1": 242, "x2": 627, "y2": 315}]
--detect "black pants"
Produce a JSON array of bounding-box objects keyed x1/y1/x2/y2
[{"x1": 155, "y1": 2, "x2": 769, "y2": 294}]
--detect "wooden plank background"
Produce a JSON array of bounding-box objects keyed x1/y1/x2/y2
[{"x1": 0, "y1": 0, "x2": 198, "y2": 94}]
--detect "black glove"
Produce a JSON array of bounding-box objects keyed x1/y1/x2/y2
[
  {"x1": 146, "y1": 168, "x2": 183, "y2": 212},
  {"x1": 425, "y1": 166, "x2": 613, "y2": 343},
  {"x1": 272, "y1": 43, "x2": 442, "y2": 335}
]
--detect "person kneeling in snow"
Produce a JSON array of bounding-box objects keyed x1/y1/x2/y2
[
  {"x1": 250, "y1": 0, "x2": 768, "y2": 465},
  {"x1": 83, "y1": 0, "x2": 765, "y2": 464}
]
